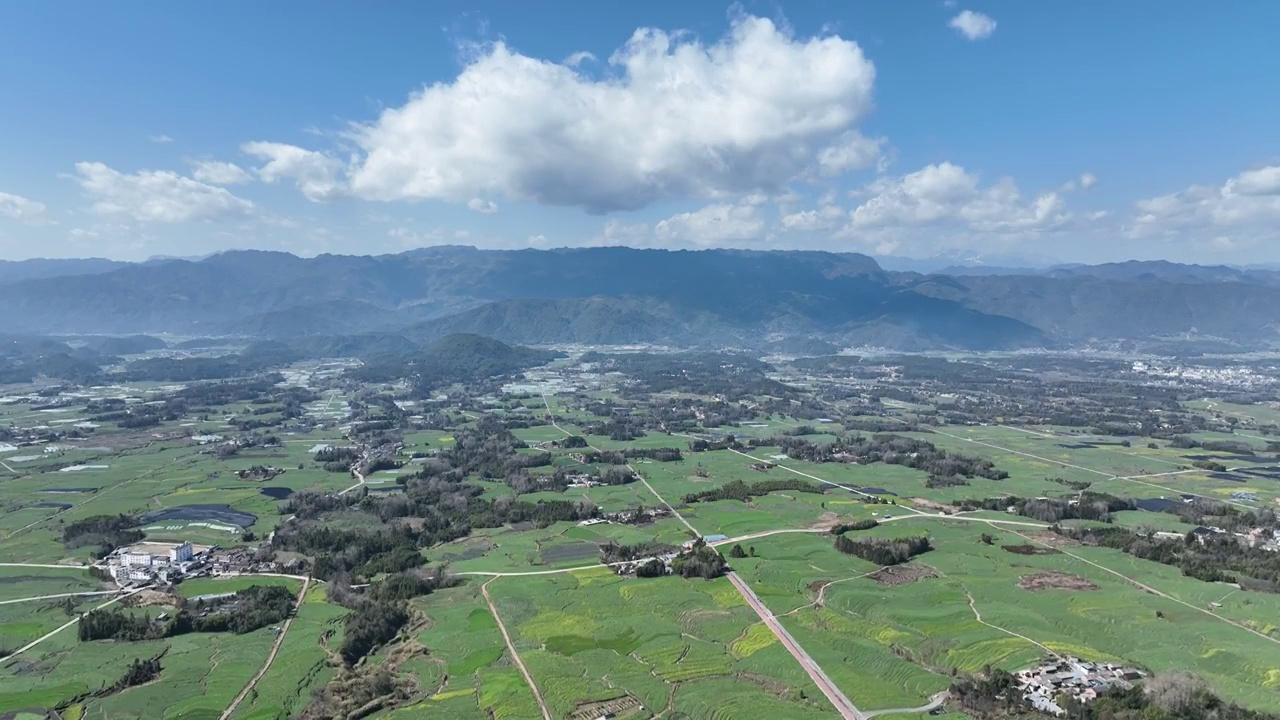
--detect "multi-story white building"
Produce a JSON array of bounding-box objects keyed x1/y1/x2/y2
[
  {"x1": 121, "y1": 552, "x2": 153, "y2": 567},
  {"x1": 169, "y1": 541, "x2": 194, "y2": 563}
]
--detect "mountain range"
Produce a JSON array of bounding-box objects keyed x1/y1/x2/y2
[{"x1": 2, "y1": 248, "x2": 1278, "y2": 352}]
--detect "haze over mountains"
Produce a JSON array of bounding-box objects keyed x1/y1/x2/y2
[{"x1": 4, "y1": 247, "x2": 1278, "y2": 352}]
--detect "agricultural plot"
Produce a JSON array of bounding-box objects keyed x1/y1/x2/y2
[
  {"x1": 483, "y1": 567, "x2": 832, "y2": 720},
  {"x1": 730, "y1": 520, "x2": 1280, "y2": 712},
  {"x1": 230, "y1": 585, "x2": 348, "y2": 720}
]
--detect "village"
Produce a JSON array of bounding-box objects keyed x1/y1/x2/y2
[
  {"x1": 1014, "y1": 656, "x2": 1146, "y2": 715},
  {"x1": 100, "y1": 540, "x2": 285, "y2": 587}
]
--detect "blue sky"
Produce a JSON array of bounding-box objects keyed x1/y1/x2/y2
[{"x1": 1, "y1": 1, "x2": 1277, "y2": 264}]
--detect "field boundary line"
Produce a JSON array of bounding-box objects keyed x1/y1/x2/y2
[
  {"x1": 482, "y1": 578, "x2": 552, "y2": 720},
  {"x1": 220, "y1": 576, "x2": 311, "y2": 720}
]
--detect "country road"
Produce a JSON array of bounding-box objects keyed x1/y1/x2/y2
[
  {"x1": 728, "y1": 571, "x2": 865, "y2": 720},
  {"x1": 2, "y1": 586, "x2": 148, "y2": 662},
  {"x1": 338, "y1": 466, "x2": 366, "y2": 495},
  {"x1": 0, "y1": 562, "x2": 89, "y2": 570},
  {"x1": 0, "y1": 589, "x2": 118, "y2": 606},
  {"x1": 483, "y1": 578, "x2": 552, "y2": 720},
  {"x1": 220, "y1": 576, "x2": 311, "y2": 720}
]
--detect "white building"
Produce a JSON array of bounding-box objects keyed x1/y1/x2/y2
[
  {"x1": 121, "y1": 552, "x2": 153, "y2": 567},
  {"x1": 169, "y1": 541, "x2": 194, "y2": 563}
]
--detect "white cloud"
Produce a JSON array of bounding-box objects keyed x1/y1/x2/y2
[
  {"x1": 850, "y1": 162, "x2": 1068, "y2": 233},
  {"x1": 466, "y1": 198, "x2": 499, "y2": 214},
  {"x1": 780, "y1": 203, "x2": 847, "y2": 232},
  {"x1": 1226, "y1": 166, "x2": 1280, "y2": 196},
  {"x1": 191, "y1": 160, "x2": 253, "y2": 185},
  {"x1": 816, "y1": 133, "x2": 885, "y2": 176},
  {"x1": 149, "y1": 134, "x2": 175, "y2": 144},
  {"x1": 342, "y1": 14, "x2": 875, "y2": 212},
  {"x1": 0, "y1": 192, "x2": 46, "y2": 220},
  {"x1": 242, "y1": 142, "x2": 345, "y2": 201},
  {"x1": 654, "y1": 203, "x2": 765, "y2": 246},
  {"x1": 949, "y1": 11, "x2": 997, "y2": 41},
  {"x1": 1078, "y1": 172, "x2": 1098, "y2": 190},
  {"x1": 1129, "y1": 164, "x2": 1280, "y2": 240},
  {"x1": 73, "y1": 161, "x2": 254, "y2": 223}
]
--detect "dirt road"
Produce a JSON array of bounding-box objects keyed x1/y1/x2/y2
[
  {"x1": 482, "y1": 578, "x2": 552, "y2": 720},
  {"x1": 220, "y1": 576, "x2": 311, "y2": 720},
  {"x1": 3, "y1": 586, "x2": 146, "y2": 661}
]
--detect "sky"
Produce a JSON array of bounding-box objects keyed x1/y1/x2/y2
[{"x1": 1, "y1": 1, "x2": 1278, "y2": 265}]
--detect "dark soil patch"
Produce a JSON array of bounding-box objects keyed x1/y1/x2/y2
[
  {"x1": 139, "y1": 504, "x2": 256, "y2": 527},
  {"x1": 540, "y1": 542, "x2": 600, "y2": 564},
  {"x1": 440, "y1": 542, "x2": 494, "y2": 562},
  {"x1": 869, "y1": 564, "x2": 936, "y2": 586},
  {"x1": 807, "y1": 579, "x2": 831, "y2": 593},
  {"x1": 1019, "y1": 571, "x2": 1099, "y2": 592},
  {"x1": 1183, "y1": 454, "x2": 1261, "y2": 463}
]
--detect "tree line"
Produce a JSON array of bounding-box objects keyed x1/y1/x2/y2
[
  {"x1": 833, "y1": 535, "x2": 932, "y2": 565},
  {"x1": 681, "y1": 478, "x2": 824, "y2": 504}
]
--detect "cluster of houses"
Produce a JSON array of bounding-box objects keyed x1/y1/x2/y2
[
  {"x1": 206, "y1": 547, "x2": 284, "y2": 575},
  {"x1": 577, "y1": 507, "x2": 673, "y2": 528},
  {"x1": 103, "y1": 542, "x2": 285, "y2": 586},
  {"x1": 566, "y1": 473, "x2": 601, "y2": 489},
  {"x1": 1014, "y1": 656, "x2": 1144, "y2": 715},
  {"x1": 105, "y1": 541, "x2": 203, "y2": 585},
  {"x1": 1163, "y1": 523, "x2": 1280, "y2": 553}
]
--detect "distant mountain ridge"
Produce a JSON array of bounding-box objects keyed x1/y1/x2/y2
[{"x1": 1, "y1": 247, "x2": 1277, "y2": 352}]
